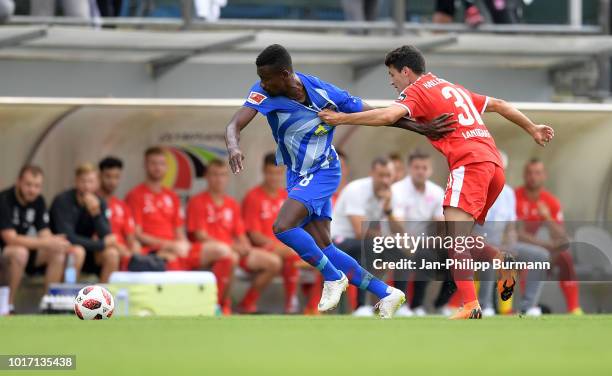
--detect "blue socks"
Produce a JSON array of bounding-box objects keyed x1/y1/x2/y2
[
  {"x1": 322, "y1": 244, "x2": 391, "y2": 299},
  {"x1": 275, "y1": 227, "x2": 342, "y2": 281}
]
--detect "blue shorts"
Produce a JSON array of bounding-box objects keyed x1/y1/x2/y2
[{"x1": 286, "y1": 165, "x2": 341, "y2": 225}]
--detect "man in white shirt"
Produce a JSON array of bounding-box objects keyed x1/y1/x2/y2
[
  {"x1": 331, "y1": 157, "x2": 405, "y2": 316},
  {"x1": 475, "y1": 152, "x2": 549, "y2": 316},
  {"x1": 392, "y1": 150, "x2": 455, "y2": 316}
]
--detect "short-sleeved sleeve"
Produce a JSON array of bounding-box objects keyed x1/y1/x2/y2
[
  {"x1": 232, "y1": 201, "x2": 246, "y2": 237},
  {"x1": 186, "y1": 196, "x2": 205, "y2": 234},
  {"x1": 123, "y1": 202, "x2": 136, "y2": 236},
  {"x1": 466, "y1": 88, "x2": 489, "y2": 114},
  {"x1": 171, "y1": 193, "x2": 184, "y2": 229},
  {"x1": 241, "y1": 190, "x2": 263, "y2": 233},
  {"x1": 0, "y1": 193, "x2": 13, "y2": 231},
  {"x1": 545, "y1": 196, "x2": 564, "y2": 224},
  {"x1": 342, "y1": 184, "x2": 367, "y2": 217},
  {"x1": 242, "y1": 83, "x2": 275, "y2": 115},
  {"x1": 34, "y1": 196, "x2": 50, "y2": 231},
  {"x1": 317, "y1": 79, "x2": 363, "y2": 113},
  {"x1": 393, "y1": 88, "x2": 425, "y2": 119},
  {"x1": 125, "y1": 189, "x2": 143, "y2": 227}
]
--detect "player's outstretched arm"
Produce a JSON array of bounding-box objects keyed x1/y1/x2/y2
[
  {"x1": 318, "y1": 105, "x2": 408, "y2": 127},
  {"x1": 225, "y1": 106, "x2": 258, "y2": 174},
  {"x1": 360, "y1": 103, "x2": 455, "y2": 140},
  {"x1": 485, "y1": 98, "x2": 554, "y2": 146}
]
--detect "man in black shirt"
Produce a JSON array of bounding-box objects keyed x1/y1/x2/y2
[
  {"x1": 50, "y1": 163, "x2": 119, "y2": 282},
  {"x1": 0, "y1": 165, "x2": 85, "y2": 311}
]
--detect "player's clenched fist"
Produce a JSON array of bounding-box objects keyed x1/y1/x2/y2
[{"x1": 318, "y1": 109, "x2": 345, "y2": 126}]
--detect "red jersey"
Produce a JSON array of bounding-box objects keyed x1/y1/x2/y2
[
  {"x1": 241, "y1": 185, "x2": 287, "y2": 241},
  {"x1": 515, "y1": 186, "x2": 564, "y2": 234},
  {"x1": 394, "y1": 73, "x2": 502, "y2": 170},
  {"x1": 187, "y1": 192, "x2": 245, "y2": 245},
  {"x1": 106, "y1": 196, "x2": 135, "y2": 247},
  {"x1": 125, "y1": 183, "x2": 183, "y2": 242}
]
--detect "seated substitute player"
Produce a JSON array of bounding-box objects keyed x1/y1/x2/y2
[
  {"x1": 319, "y1": 45, "x2": 555, "y2": 319},
  {"x1": 126, "y1": 147, "x2": 235, "y2": 303},
  {"x1": 188, "y1": 159, "x2": 281, "y2": 314},
  {"x1": 331, "y1": 157, "x2": 406, "y2": 317},
  {"x1": 98, "y1": 156, "x2": 141, "y2": 271},
  {"x1": 242, "y1": 152, "x2": 301, "y2": 313},
  {"x1": 515, "y1": 158, "x2": 582, "y2": 314},
  {"x1": 50, "y1": 163, "x2": 118, "y2": 283},
  {"x1": 225, "y1": 44, "x2": 455, "y2": 318},
  {"x1": 0, "y1": 165, "x2": 83, "y2": 312}
]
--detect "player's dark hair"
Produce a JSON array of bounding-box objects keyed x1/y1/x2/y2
[
  {"x1": 145, "y1": 146, "x2": 165, "y2": 159},
  {"x1": 256, "y1": 44, "x2": 293, "y2": 72},
  {"x1": 263, "y1": 152, "x2": 276, "y2": 167},
  {"x1": 18, "y1": 164, "x2": 44, "y2": 179},
  {"x1": 371, "y1": 157, "x2": 391, "y2": 170},
  {"x1": 388, "y1": 152, "x2": 403, "y2": 162},
  {"x1": 408, "y1": 149, "x2": 430, "y2": 164},
  {"x1": 98, "y1": 156, "x2": 123, "y2": 171},
  {"x1": 384, "y1": 45, "x2": 426, "y2": 75},
  {"x1": 528, "y1": 157, "x2": 543, "y2": 165}
]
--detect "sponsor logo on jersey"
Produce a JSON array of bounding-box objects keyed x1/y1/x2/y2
[
  {"x1": 247, "y1": 91, "x2": 267, "y2": 105},
  {"x1": 314, "y1": 123, "x2": 331, "y2": 136},
  {"x1": 397, "y1": 93, "x2": 407, "y2": 101}
]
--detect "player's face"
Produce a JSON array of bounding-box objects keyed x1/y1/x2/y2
[
  {"x1": 263, "y1": 164, "x2": 284, "y2": 190},
  {"x1": 257, "y1": 65, "x2": 289, "y2": 97},
  {"x1": 100, "y1": 167, "x2": 122, "y2": 195},
  {"x1": 371, "y1": 163, "x2": 395, "y2": 192},
  {"x1": 17, "y1": 172, "x2": 43, "y2": 204},
  {"x1": 524, "y1": 162, "x2": 547, "y2": 190},
  {"x1": 388, "y1": 66, "x2": 412, "y2": 93},
  {"x1": 76, "y1": 171, "x2": 99, "y2": 195},
  {"x1": 207, "y1": 165, "x2": 229, "y2": 193},
  {"x1": 409, "y1": 158, "x2": 432, "y2": 186},
  {"x1": 145, "y1": 154, "x2": 168, "y2": 182}
]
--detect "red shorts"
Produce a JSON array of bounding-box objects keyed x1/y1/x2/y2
[
  {"x1": 443, "y1": 161, "x2": 505, "y2": 225},
  {"x1": 165, "y1": 242, "x2": 203, "y2": 271}
]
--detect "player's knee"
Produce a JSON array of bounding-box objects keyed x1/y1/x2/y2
[
  {"x1": 269, "y1": 254, "x2": 282, "y2": 273},
  {"x1": 103, "y1": 247, "x2": 120, "y2": 265},
  {"x1": 71, "y1": 245, "x2": 86, "y2": 262},
  {"x1": 48, "y1": 248, "x2": 67, "y2": 265},
  {"x1": 5, "y1": 245, "x2": 28, "y2": 267},
  {"x1": 208, "y1": 242, "x2": 232, "y2": 260},
  {"x1": 272, "y1": 219, "x2": 293, "y2": 235}
]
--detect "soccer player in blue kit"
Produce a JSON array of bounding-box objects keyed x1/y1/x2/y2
[{"x1": 225, "y1": 44, "x2": 454, "y2": 318}]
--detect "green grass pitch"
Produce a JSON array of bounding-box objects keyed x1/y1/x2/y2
[{"x1": 2, "y1": 315, "x2": 612, "y2": 376}]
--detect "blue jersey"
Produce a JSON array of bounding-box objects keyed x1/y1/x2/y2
[{"x1": 243, "y1": 72, "x2": 363, "y2": 176}]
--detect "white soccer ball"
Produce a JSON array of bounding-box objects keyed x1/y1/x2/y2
[{"x1": 74, "y1": 285, "x2": 115, "y2": 320}]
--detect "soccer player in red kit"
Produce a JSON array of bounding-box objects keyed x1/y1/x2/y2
[
  {"x1": 242, "y1": 153, "x2": 302, "y2": 313},
  {"x1": 98, "y1": 156, "x2": 141, "y2": 271},
  {"x1": 188, "y1": 159, "x2": 281, "y2": 314},
  {"x1": 126, "y1": 147, "x2": 236, "y2": 312},
  {"x1": 319, "y1": 45, "x2": 554, "y2": 319},
  {"x1": 515, "y1": 159, "x2": 582, "y2": 314}
]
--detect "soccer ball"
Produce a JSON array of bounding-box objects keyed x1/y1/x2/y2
[{"x1": 74, "y1": 285, "x2": 114, "y2": 320}]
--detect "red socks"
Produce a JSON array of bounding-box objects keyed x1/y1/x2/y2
[
  {"x1": 282, "y1": 255, "x2": 300, "y2": 313},
  {"x1": 240, "y1": 288, "x2": 260, "y2": 313},
  {"x1": 212, "y1": 256, "x2": 235, "y2": 305}
]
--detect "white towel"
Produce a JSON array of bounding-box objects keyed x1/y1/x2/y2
[{"x1": 194, "y1": 0, "x2": 228, "y2": 21}]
